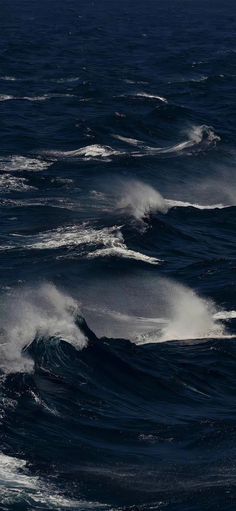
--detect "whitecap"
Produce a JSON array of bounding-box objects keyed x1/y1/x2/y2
[
  {"x1": 135, "y1": 92, "x2": 168, "y2": 102},
  {"x1": 106, "y1": 179, "x2": 229, "y2": 224},
  {"x1": 88, "y1": 246, "x2": 160, "y2": 264},
  {"x1": 6, "y1": 223, "x2": 161, "y2": 265},
  {"x1": 0, "y1": 283, "x2": 86, "y2": 373},
  {"x1": 0, "y1": 174, "x2": 36, "y2": 193},
  {"x1": 144, "y1": 125, "x2": 220, "y2": 156},
  {"x1": 0, "y1": 155, "x2": 52, "y2": 172},
  {"x1": 115, "y1": 179, "x2": 168, "y2": 221},
  {"x1": 46, "y1": 144, "x2": 123, "y2": 160},
  {"x1": 165, "y1": 199, "x2": 227, "y2": 210},
  {"x1": 46, "y1": 125, "x2": 220, "y2": 162}
]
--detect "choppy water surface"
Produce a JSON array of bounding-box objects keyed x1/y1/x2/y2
[{"x1": 0, "y1": 0, "x2": 236, "y2": 509}]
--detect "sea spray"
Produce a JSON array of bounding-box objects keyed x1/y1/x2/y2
[
  {"x1": 79, "y1": 275, "x2": 228, "y2": 342},
  {"x1": 104, "y1": 178, "x2": 225, "y2": 223},
  {"x1": 46, "y1": 124, "x2": 220, "y2": 161},
  {"x1": 0, "y1": 284, "x2": 86, "y2": 373},
  {"x1": 159, "y1": 280, "x2": 225, "y2": 341},
  {"x1": 117, "y1": 179, "x2": 168, "y2": 220}
]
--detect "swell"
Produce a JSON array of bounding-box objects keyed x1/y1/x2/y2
[
  {"x1": 1, "y1": 327, "x2": 236, "y2": 506},
  {"x1": 0, "y1": 277, "x2": 235, "y2": 508}
]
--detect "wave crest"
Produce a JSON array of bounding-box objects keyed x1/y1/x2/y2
[
  {"x1": 46, "y1": 125, "x2": 220, "y2": 161},
  {"x1": 0, "y1": 284, "x2": 86, "y2": 373}
]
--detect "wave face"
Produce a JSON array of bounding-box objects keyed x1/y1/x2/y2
[{"x1": 1, "y1": 0, "x2": 236, "y2": 509}]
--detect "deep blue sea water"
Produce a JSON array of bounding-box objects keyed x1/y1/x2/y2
[{"x1": 0, "y1": 0, "x2": 236, "y2": 509}]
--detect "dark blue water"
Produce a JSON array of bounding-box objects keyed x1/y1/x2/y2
[{"x1": 1, "y1": 0, "x2": 236, "y2": 509}]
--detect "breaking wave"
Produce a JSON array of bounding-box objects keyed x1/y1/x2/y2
[
  {"x1": 158, "y1": 280, "x2": 227, "y2": 342},
  {"x1": 98, "y1": 179, "x2": 228, "y2": 223},
  {"x1": 49, "y1": 125, "x2": 220, "y2": 161},
  {"x1": 115, "y1": 180, "x2": 168, "y2": 220},
  {"x1": 0, "y1": 279, "x2": 233, "y2": 376},
  {"x1": 5, "y1": 224, "x2": 161, "y2": 264},
  {"x1": 0, "y1": 284, "x2": 86, "y2": 373}
]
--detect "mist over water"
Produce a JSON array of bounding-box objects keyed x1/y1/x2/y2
[
  {"x1": 0, "y1": 278, "x2": 229, "y2": 375},
  {"x1": 159, "y1": 280, "x2": 225, "y2": 341},
  {"x1": 115, "y1": 179, "x2": 168, "y2": 220},
  {"x1": 0, "y1": 0, "x2": 236, "y2": 509},
  {"x1": 111, "y1": 178, "x2": 228, "y2": 222}
]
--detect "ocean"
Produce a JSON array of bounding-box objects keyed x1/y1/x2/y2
[{"x1": 0, "y1": 0, "x2": 236, "y2": 509}]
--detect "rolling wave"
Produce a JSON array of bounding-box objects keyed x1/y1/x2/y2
[
  {"x1": 115, "y1": 125, "x2": 220, "y2": 156},
  {"x1": 0, "y1": 284, "x2": 86, "y2": 373},
  {"x1": 1, "y1": 1, "x2": 236, "y2": 509},
  {"x1": 94, "y1": 179, "x2": 229, "y2": 224},
  {"x1": 46, "y1": 125, "x2": 220, "y2": 161},
  {"x1": 0, "y1": 280, "x2": 234, "y2": 376},
  {"x1": 83, "y1": 278, "x2": 232, "y2": 343},
  {"x1": 5, "y1": 224, "x2": 161, "y2": 264}
]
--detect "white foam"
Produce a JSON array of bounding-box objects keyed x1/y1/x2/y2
[
  {"x1": 135, "y1": 92, "x2": 168, "y2": 102},
  {"x1": 24, "y1": 224, "x2": 121, "y2": 250},
  {"x1": 46, "y1": 125, "x2": 220, "y2": 161},
  {"x1": 0, "y1": 93, "x2": 75, "y2": 102},
  {"x1": 11, "y1": 223, "x2": 161, "y2": 265},
  {"x1": 88, "y1": 246, "x2": 160, "y2": 264},
  {"x1": 0, "y1": 453, "x2": 107, "y2": 508},
  {"x1": 0, "y1": 174, "x2": 36, "y2": 193},
  {"x1": 144, "y1": 125, "x2": 220, "y2": 156},
  {"x1": 47, "y1": 144, "x2": 123, "y2": 160},
  {"x1": 165, "y1": 199, "x2": 226, "y2": 210},
  {"x1": 23, "y1": 93, "x2": 75, "y2": 101},
  {"x1": 0, "y1": 284, "x2": 86, "y2": 373},
  {"x1": 0, "y1": 155, "x2": 52, "y2": 172},
  {"x1": 214, "y1": 310, "x2": 236, "y2": 320}
]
